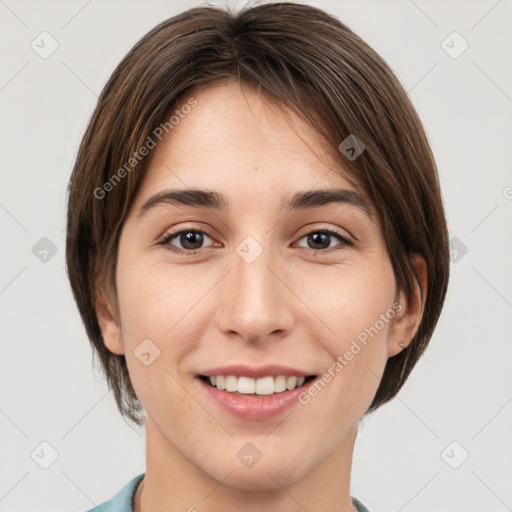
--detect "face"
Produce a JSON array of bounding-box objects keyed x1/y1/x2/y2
[{"x1": 97, "y1": 80, "x2": 422, "y2": 490}]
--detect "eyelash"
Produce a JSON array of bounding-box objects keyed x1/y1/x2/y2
[{"x1": 158, "y1": 227, "x2": 353, "y2": 256}]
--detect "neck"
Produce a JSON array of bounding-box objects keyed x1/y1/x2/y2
[{"x1": 136, "y1": 417, "x2": 359, "y2": 512}]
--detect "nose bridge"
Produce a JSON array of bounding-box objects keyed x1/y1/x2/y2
[{"x1": 215, "y1": 235, "x2": 293, "y2": 343}]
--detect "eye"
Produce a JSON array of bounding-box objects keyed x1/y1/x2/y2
[
  {"x1": 158, "y1": 226, "x2": 352, "y2": 256},
  {"x1": 296, "y1": 228, "x2": 353, "y2": 252},
  {"x1": 158, "y1": 229, "x2": 217, "y2": 255}
]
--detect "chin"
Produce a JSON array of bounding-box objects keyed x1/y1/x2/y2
[
  {"x1": 202, "y1": 450, "x2": 312, "y2": 491},
  {"x1": 220, "y1": 468, "x2": 304, "y2": 492}
]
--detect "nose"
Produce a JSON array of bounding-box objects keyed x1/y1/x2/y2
[{"x1": 215, "y1": 242, "x2": 295, "y2": 345}]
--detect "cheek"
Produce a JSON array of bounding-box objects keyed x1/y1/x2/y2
[
  {"x1": 309, "y1": 258, "x2": 397, "y2": 347},
  {"x1": 305, "y1": 261, "x2": 396, "y2": 406},
  {"x1": 115, "y1": 258, "x2": 213, "y2": 396},
  {"x1": 116, "y1": 256, "x2": 206, "y2": 339}
]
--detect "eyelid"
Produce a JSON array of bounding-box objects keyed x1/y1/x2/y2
[{"x1": 295, "y1": 224, "x2": 353, "y2": 243}]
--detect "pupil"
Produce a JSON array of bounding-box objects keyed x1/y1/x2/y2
[
  {"x1": 309, "y1": 232, "x2": 329, "y2": 249},
  {"x1": 182, "y1": 231, "x2": 202, "y2": 249}
]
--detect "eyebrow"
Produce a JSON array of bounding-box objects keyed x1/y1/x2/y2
[{"x1": 137, "y1": 187, "x2": 373, "y2": 219}]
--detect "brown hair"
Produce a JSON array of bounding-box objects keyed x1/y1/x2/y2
[{"x1": 66, "y1": 1, "x2": 449, "y2": 426}]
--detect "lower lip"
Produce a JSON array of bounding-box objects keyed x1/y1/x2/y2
[{"x1": 198, "y1": 377, "x2": 315, "y2": 421}]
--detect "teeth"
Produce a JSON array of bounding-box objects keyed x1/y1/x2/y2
[
  {"x1": 274, "y1": 375, "x2": 287, "y2": 392},
  {"x1": 206, "y1": 374, "x2": 310, "y2": 395},
  {"x1": 286, "y1": 376, "x2": 297, "y2": 390},
  {"x1": 255, "y1": 376, "x2": 274, "y2": 395},
  {"x1": 238, "y1": 376, "x2": 256, "y2": 394},
  {"x1": 216, "y1": 375, "x2": 226, "y2": 390},
  {"x1": 225, "y1": 375, "x2": 238, "y2": 392}
]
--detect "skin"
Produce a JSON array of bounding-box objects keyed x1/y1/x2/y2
[{"x1": 96, "y1": 80, "x2": 426, "y2": 512}]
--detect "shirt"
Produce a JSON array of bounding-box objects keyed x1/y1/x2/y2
[{"x1": 82, "y1": 473, "x2": 371, "y2": 512}]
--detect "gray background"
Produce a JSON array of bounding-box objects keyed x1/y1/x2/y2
[{"x1": 1, "y1": 1, "x2": 511, "y2": 511}]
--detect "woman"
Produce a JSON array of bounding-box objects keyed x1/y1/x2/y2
[{"x1": 66, "y1": 2, "x2": 450, "y2": 511}]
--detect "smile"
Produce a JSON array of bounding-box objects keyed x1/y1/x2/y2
[{"x1": 196, "y1": 365, "x2": 319, "y2": 420}]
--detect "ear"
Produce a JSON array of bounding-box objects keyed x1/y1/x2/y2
[
  {"x1": 95, "y1": 287, "x2": 125, "y2": 355},
  {"x1": 387, "y1": 253, "x2": 428, "y2": 358}
]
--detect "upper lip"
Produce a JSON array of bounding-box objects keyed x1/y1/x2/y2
[{"x1": 198, "y1": 364, "x2": 316, "y2": 379}]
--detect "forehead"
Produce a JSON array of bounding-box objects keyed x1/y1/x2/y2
[{"x1": 133, "y1": 81, "x2": 364, "y2": 213}]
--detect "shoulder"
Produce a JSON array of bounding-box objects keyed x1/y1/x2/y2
[
  {"x1": 79, "y1": 473, "x2": 145, "y2": 512},
  {"x1": 352, "y1": 496, "x2": 372, "y2": 512}
]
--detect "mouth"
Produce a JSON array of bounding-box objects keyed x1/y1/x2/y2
[
  {"x1": 196, "y1": 366, "x2": 319, "y2": 420},
  {"x1": 198, "y1": 374, "x2": 317, "y2": 397}
]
